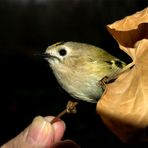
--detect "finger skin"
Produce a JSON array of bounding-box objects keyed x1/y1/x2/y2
[{"x1": 1, "y1": 116, "x2": 66, "y2": 148}]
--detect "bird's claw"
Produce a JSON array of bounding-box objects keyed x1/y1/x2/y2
[{"x1": 66, "y1": 101, "x2": 78, "y2": 114}]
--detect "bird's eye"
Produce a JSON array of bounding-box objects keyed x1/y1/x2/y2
[{"x1": 59, "y1": 48, "x2": 67, "y2": 56}]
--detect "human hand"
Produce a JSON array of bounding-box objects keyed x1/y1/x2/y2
[{"x1": 1, "y1": 116, "x2": 80, "y2": 148}]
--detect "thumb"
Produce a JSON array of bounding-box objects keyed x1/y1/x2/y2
[{"x1": 1, "y1": 116, "x2": 65, "y2": 148}]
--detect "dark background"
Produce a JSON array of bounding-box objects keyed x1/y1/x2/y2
[{"x1": 0, "y1": 0, "x2": 147, "y2": 146}]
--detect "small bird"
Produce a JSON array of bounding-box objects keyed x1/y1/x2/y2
[{"x1": 44, "y1": 41, "x2": 126, "y2": 103}]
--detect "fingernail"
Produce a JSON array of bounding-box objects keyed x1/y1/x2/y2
[{"x1": 26, "y1": 116, "x2": 54, "y2": 146}]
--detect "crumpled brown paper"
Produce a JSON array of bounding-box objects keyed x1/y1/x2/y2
[{"x1": 97, "y1": 7, "x2": 148, "y2": 143}]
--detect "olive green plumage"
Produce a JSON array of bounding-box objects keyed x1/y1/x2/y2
[{"x1": 44, "y1": 41, "x2": 126, "y2": 103}]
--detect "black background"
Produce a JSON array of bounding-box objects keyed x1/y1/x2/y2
[{"x1": 0, "y1": 0, "x2": 147, "y2": 146}]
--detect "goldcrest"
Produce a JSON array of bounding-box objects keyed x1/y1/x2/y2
[{"x1": 44, "y1": 41, "x2": 126, "y2": 103}]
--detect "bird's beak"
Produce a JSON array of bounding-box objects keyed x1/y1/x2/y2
[
  {"x1": 34, "y1": 52, "x2": 58, "y2": 61},
  {"x1": 34, "y1": 52, "x2": 52, "y2": 59},
  {"x1": 43, "y1": 52, "x2": 59, "y2": 60},
  {"x1": 42, "y1": 53, "x2": 52, "y2": 59}
]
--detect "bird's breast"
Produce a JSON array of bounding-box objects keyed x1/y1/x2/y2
[{"x1": 52, "y1": 66, "x2": 103, "y2": 102}]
